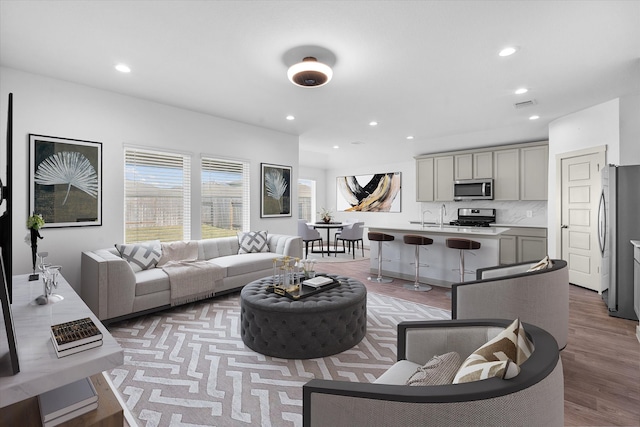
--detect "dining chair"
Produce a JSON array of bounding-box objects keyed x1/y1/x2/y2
[
  {"x1": 298, "y1": 219, "x2": 324, "y2": 258},
  {"x1": 334, "y1": 222, "x2": 365, "y2": 258}
]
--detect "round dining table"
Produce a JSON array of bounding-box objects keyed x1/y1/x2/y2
[{"x1": 309, "y1": 222, "x2": 346, "y2": 255}]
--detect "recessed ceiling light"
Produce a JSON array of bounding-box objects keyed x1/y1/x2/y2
[
  {"x1": 498, "y1": 46, "x2": 518, "y2": 57},
  {"x1": 333, "y1": 145, "x2": 340, "y2": 149},
  {"x1": 115, "y1": 63, "x2": 131, "y2": 73},
  {"x1": 286, "y1": 115, "x2": 295, "y2": 121},
  {"x1": 515, "y1": 88, "x2": 528, "y2": 95},
  {"x1": 406, "y1": 136, "x2": 414, "y2": 140},
  {"x1": 369, "y1": 121, "x2": 378, "y2": 126},
  {"x1": 529, "y1": 115, "x2": 540, "y2": 120}
]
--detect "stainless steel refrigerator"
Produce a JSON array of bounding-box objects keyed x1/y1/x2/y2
[{"x1": 599, "y1": 164, "x2": 640, "y2": 320}]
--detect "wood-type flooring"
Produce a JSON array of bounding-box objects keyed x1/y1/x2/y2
[{"x1": 315, "y1": 258, "x2": 640, "y2": 427}]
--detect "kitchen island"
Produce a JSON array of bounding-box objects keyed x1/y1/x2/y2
[{"x1": 367, "y1": 224, "x2": 510, "y2": 287}]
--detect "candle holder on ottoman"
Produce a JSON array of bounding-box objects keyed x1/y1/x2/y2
[{"x1": 240, "y1": 275, "x2": 367, "y2": 359}]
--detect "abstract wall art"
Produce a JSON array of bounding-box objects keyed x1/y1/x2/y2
[
  {"x1": 29, "y1": 134, "x2": 102, "y2": 227},
  {"x1": 336, "y1": 172, "x2": 401, "y2": 212},
  {"x1": 261, "y1": 163, "x2": 292, "y2": 217}
]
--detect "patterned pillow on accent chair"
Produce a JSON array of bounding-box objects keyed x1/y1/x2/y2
[{"x1": 453, "y1": 318, "x2": 533, "y2": 383}]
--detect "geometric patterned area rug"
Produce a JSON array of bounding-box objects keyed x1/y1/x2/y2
[{"x1": 107, "y1": 291, "x2": 450, "y2": 427}]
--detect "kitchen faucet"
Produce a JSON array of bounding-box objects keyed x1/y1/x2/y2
[
  {"x1": 439, "y1": 204, "x2": 446, "y2": 227},
  {"x1": 421, "y1": 210, "x2": 431, "y2": 227}
]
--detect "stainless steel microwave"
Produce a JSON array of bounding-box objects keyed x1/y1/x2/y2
[{"x1": 453, "y1": 179, "x2": 494, "y2": 201}]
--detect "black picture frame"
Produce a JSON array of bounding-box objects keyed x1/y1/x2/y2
[
  {"x1": 0, "y1": 252, "x2": 19, "y2": 375},
  {"x1": 261, "y1": 163, "x2": 292, "y2": 218},
  {"x1": 29, "y1": 134, "x2": 102, "y2": 228}
]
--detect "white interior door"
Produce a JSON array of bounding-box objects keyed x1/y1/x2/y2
[{"x1": 559, "y1": 151, "x2": 605, "y2": 291}]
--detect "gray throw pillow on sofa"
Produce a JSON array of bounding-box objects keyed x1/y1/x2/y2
[
  {"x1": 237, "y1": 231, "x2": 268, "y2": 254},
  {"x1": 115, "y1": 240, "x2": 162, "y2": 272},
  {"x1": 406, "y1": 351, "x2": 462, "y2": 386}
]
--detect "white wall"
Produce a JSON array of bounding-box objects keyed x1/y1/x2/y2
[
  {"x1": 547, "y1": 95, "x2": 640, "y2": 256},
  {"x1": 0, "y1": 67, "x2": 299, "y2": 292},
  {"x1": 620, "y1": 92, "x2": 640, "y2": 165}
]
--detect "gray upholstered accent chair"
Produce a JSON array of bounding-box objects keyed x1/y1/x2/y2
[
  {"x1": 298, "y1": 219, "x2": 323, "y2": 258},
  {"x1": 303, "y1": 319, "x2": 564, "y2": 427},
  {"x1": 452, "y1": 259, "x2": 569, "y2": 350}
]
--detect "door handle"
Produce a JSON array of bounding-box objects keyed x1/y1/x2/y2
[{"x1": 561, "y1": 225, "x2": 568, "y2": 229}]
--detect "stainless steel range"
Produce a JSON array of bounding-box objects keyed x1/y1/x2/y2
[{"x1": 450, "y1": 208, "x2": 496, "y2": 227}]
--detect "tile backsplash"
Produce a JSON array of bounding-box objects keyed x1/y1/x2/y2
[{"x1": 419, "y1": 200, "x2": 547, "y2": 226}]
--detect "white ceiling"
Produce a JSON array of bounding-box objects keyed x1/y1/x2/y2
[{"x1": 1, "y1": 1, "x2": 639, "y2": 169}]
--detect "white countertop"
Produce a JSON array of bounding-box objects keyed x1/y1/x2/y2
[
  {"x1": 369, "y1": 224, "x2": 510, "y2": 236},
  {"x1": 408, "y1": 221, "x2": 546, "y2": 229},
  {"x1": 631, "y1": 240, "x2": 640, "y2": 248}
]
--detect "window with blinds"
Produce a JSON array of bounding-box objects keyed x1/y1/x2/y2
[
  {"x1": 201, "y1": 157, "x2": 250, "y2": 238},
  {"x1": 124, "y1": 148, "x2": 191, "y2": 243},
  {"x1": 298, "y1": 179, "x2": 316, "y2": 222}
]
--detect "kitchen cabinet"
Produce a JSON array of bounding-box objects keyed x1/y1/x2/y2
[
  {"x1": 434, "y1": 156, "x2": 454, "y2": 201},
  {"x1": 499, "y1": 235, "x2": 517, "y2": 265},
  {"x1": 455, "y1": 152, "x2": 493, "y2": 180},
  {"x1": 416, "y1": 157, "x2": 434, "y2": 201},
  {"x1": 454, "y1": 154, "x2": 473, "y2": 180},
  {"x1": 499, "y1": 227, "x2": 547, "y2": 265},
  {"x1": 415, "y1": 141, "x2": 547, "y2": 202},
  {"x1": 520, "y1": 144, "x2": 549, "y2": 200},
  {"x1": 473, "y1": 151, "x2": 493, "y2": 178},
  {"x1": 494, "y1": 149, "x2": 520, "y2": 200}
]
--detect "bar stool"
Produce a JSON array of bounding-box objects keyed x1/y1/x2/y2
[
  {"x1": 446, "y1": 238, "x2": 481, "y2": 283},
  {"x1": 402, "y1": 235, "x2": 433, "y2": 292},
  {"x1": 367, "y1": 232, "x2": 395, "y2": 283}
]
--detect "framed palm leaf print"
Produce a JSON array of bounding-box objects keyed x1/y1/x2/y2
[
  {"x1": 29, "y1": 134, "x2": 102, "y2": 227},
  {"x1": 261, "y1": 163, "x2": 291, "y2": 217}
]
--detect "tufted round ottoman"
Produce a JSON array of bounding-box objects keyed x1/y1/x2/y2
[{"x1": 240, "y1": 275, "x2": 367, "y2": 359}]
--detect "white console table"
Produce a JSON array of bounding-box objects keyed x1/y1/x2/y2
[{"x1": 0, "y1": 273, "x2": 123, "y2": 408}]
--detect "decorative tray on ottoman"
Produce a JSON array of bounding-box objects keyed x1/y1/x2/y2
[{"x1": 267, "y1": 274, "x2": 341, "y2": 300}]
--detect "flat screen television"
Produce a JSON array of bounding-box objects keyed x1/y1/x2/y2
[{"x1": 0, "y1": 93, "x2": 13, "y2": 302}]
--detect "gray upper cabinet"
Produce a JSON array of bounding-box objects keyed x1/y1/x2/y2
[
  {"x1": 494, "y1": 149, "x2": 520, "y2": 200},
  {"x1": 415, "y1": 141, "x2": 547, "y2": 202},
  {"x1": 434, "y1": 156, "x2": 454, "y2": 201},
  {"x1": 520, "y1": 144, "x2": 549, "y2": 200},
  {"x1": 455, "y1": 152, "x2": 493, "y2": 180},
  {"x1": 473, "y1": 151, "x2": 493, "y2": 179},
  {"x1": 416, "y1": 157, "x2": 434, "y2": 201},
  {"x1": 454, "y1": 154, "x2": 473, "y2": 180}
]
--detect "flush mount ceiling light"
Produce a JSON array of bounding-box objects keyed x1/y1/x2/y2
[
  {"x1": 287, "y1": 57, "x2": 333, "y2": 88},
  {"x1": 515, "y1": 87, "x2": 528, "y2": 95}
]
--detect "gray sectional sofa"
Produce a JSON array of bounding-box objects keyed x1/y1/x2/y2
[{"x1": 81, "y1": 234, "x2": 302, "y2": 322}]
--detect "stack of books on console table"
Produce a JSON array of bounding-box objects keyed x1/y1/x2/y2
[
  {"x1": 50, "y1": 317, "x2": 103, "y2": 358},
  {"x1": 38, "y1": 377, "x2": 99, "y2": 427}
]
